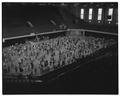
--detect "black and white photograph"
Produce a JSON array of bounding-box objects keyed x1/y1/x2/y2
[{"x1": 2, "y1": 2, "x2": 118, "y2": 94}]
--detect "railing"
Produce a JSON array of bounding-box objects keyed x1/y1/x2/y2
[
  {"x1": 3, "y1": 28, "x2": 118, "y2": 43},
  {"x1": 3, "y1": 29, "x2": 67, "y2": 41},
  {"x1": 69, "y1": 29, "x2": 118, "y2": 36}
]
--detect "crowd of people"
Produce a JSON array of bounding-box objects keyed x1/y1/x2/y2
[{"x1": 3, "y1": 35, "x2": 116, "y2": 77}]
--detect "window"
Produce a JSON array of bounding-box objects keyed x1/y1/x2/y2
[
  {"x1": 80, "y1": 8, "x2": 84, "y2": 19},
  {"x1": 89, "y1": 8, "x2": 93, "y2": 20},
  {"x1": 108, "y1": 8, "x2": 113, "y2": 15},
  {"x1": 98, "y1": 8, "x2": 102, "y2": 21},
  {"x1": 108, "y1": 8, "x2": 113, "y2": 22}
]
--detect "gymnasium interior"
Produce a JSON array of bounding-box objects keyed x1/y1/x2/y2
[{"x1": 2, "y1": 2, "x2": 118, "y2": 94}]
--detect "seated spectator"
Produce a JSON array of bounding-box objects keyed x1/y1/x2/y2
[{"x1": 3, "y1": 34, "x2": 116, "y2": 77}]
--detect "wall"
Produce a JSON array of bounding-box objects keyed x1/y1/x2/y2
[{"x1": 60, "y1": 3, "x2": 118, "y2": 26}]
